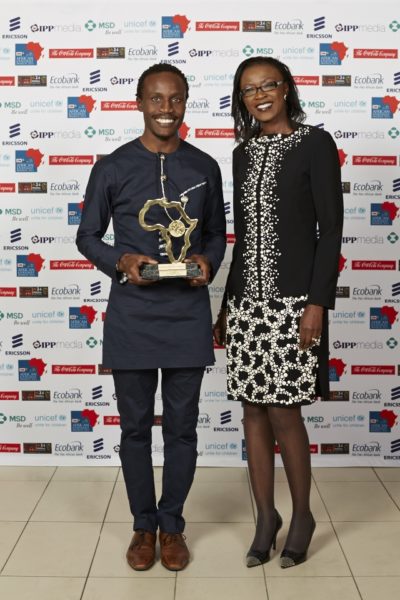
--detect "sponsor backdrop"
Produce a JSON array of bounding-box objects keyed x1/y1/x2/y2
[{"x1": 0, "y1": 0, "x2": 399, "y2": 466}]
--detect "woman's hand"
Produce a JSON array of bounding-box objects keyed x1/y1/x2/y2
[
  {"x1": 299, "y1": 304, "x2": 323, "y2": 350},
  {"x1": 213, "y1": 308, "x2": 227, "y2": 347}
]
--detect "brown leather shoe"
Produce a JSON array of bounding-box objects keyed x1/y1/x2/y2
[
  {"x1": 126, "y1": 530, "x2": 156, "y2": 571},
  {"x1": 159, "y1": 532, "x2": 190, "y2": 571}
]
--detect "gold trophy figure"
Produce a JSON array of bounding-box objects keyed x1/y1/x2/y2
[{"x1": 138, "y1": 198, "x2": 201, "y2": 279}]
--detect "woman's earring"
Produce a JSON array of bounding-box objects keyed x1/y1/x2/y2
[{"x1": 284, "y1": 94, "x2": 288, "y2": 100}]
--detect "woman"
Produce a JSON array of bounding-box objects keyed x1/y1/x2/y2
[{"x1": 214, "y1": 57, "x2": 343, "y2": 569}]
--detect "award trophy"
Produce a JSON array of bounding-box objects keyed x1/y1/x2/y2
[{"x1": 138, "y1": 197, "x2": 201, "y2": 280}]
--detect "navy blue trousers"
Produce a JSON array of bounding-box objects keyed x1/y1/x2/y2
[{"x1": 112, "y1": 367, "x2": 204, "y2": 533}]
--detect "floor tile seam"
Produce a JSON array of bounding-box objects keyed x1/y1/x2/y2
[
  {"x1": 0, "y1": 521, "x2": 30, "y2": 577},
  {"x1": 0, "y1": 574, "x2": 86, "y2": 579},
  {"x1": 80, "y1": 475, "x2": 121, "y2": 600},
  {"x1": 0, "y1": 469, "x2": 59, "y2": 575},
  {"x1": 329, "y1": 521, "x2": 367, "y2": 600},
  {"x1": 379, "y1": 481, "x2": 400, "y2": 511},
  {"x1": 0, "y1": 467, "x2": 57, "y2": 483},
  {"x1": 312, "y1": 478, "x2": 362, "y2": 597}
]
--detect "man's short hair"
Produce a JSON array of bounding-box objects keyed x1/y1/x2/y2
[{"x1": 136, "y1": 63, "x2": 189, "y2": 99}]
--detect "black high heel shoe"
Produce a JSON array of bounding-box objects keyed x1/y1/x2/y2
[
  {"x1": 280, "y1": 515, "x2": 316, "y2": 568},
  {"x1": 246, "y1": 509, "x2": 283, "y2": 568}
]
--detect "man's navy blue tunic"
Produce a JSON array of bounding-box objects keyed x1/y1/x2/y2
[{"x1": 76, "y1": 138, "x2": 226, "y2": 369}]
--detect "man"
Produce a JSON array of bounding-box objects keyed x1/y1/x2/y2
[{"x1": 76, "y1": 64, "x2": 226, "y2": 571}]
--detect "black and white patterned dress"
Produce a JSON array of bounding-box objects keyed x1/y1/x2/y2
[{"x1": 225, "y1": 125, "x2": 343, "y2": 406}]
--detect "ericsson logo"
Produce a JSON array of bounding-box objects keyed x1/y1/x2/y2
[
  {"x1": 392, "y1": 386, "x2": 400, "y2": 401},
  {"x1": 12, "y1": 333, "x2": 23, "y2": 348},
  {"x1": 168, "y1": 42, "x2": 179, "y2": 56},
  {"x1": 394, "y1": 72, "x2": 400, "y2": 86},
  {"x1": 394, "y1": 178, "x2": 400, "y2": 193},
  {"x1": 10, "y1": 228, "x2": 22, "y2": 243},
  {"x1": 221, "y1": 410, "x2": 232, "y2": 425},
  {"x1": 219, "y1": 95, "x2": 230, "y2": 110},
  {"x1": 92, "y1": 385, "x2": 102, "y2": 400},
  {"x1": 90, "y1": 70, "x2": 101, "y2": 85},
  {"x1": 93, "y1": 438, "x2": 104, "y2": 452},
  {"x1": 9, "y1": 17, "x2": 21, "y2": 32},
  {"x1": 90, "y1": 281, "x2": 101, "y2": 295},
  {"x1": 314, "y1": 16, "x2": 325, "y2": 31},
  {"x1": 9, "y1": 123, "x2": 20, "y2": 138},
  {"x1": 391, "y1": 439, "x2": 400, "y2": 453},
  {"x1": 393, "y1": 283, "x2": 400, "y2": 297}
]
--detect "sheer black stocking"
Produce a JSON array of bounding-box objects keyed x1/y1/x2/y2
[
  {"x1": 268, "y1": 406, "x2": 315, "y2": 553},
  {"x1": 243, "y1": 402, "x2": 278, "y2": 552}
]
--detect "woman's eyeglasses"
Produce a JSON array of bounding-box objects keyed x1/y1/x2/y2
[{"x1": 240, "y1": 80, "x2": 284, "y2": 99}]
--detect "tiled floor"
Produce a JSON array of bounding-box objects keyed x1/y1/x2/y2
[{"x1": 0, "y1": 466, "x2": 399, "y2": 599}]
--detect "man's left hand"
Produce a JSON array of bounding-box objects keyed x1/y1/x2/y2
[{"x1": 184, "y1": 254, "x2": 211, "y2": 287}]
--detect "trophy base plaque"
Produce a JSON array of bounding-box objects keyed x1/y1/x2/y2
[{"x1": 140, "y1": 262, "x2": 201, "y2": 280}]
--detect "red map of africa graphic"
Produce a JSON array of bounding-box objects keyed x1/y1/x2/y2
[
  {"x1": 27, "y1": 253, "x2": 44, "y2": 272},
  {"x1": 179, "y1": 122, "x2": 190, "y2": 140},
  {"x1": 81, "y1": 409, "x2": 99, "y2": 428},
  {"x1": 380, "y1": 410, "x2": 398, "y2": 429},
  {"x1": 329, "y1": 358, "x2": 346, "y2": 377},
  {"x1": 80, "y1": 305, "x2": 97, "y2": 324},
  {"x1": 26, "y1": 42, "x2": 43, "y2": 61},
  {"x1": 380, "y1": 306, "x2": 398, "y2": 326},
  {"x1": 382, "y1": 201, "x2": 399, "y2": 221},
  {"x1": 78, "y1": 95, "x2": 96, "y2": 114},
  {"x1": 26, "y1": 148, "x2": 44, "y2": 168},
  {"x1": 29, "y1": 358, "x2": 46, "y2": 377},
  {"x1": 173, "y1": 15, "x2": 190, "y2": 33},
  {"x1": 337, "y1": 149, "x2": 347, "y2": 167},
  {"x1": 382, "y1": 95, "x2": 400, "y2": 115},
  {"x1": 331, "y1": 42, "x2": 348, "y2": 61},
  {"x1": 338, "y1": 254, "x2": 347, "y2": 272}
]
